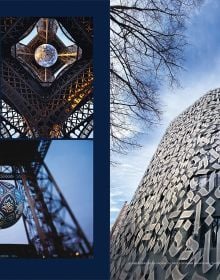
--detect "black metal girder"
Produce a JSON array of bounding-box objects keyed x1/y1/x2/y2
[
  {"x1": 1, "y1": 57, "x2": 93, "y2": 137},
  {"x1": 0, "y1": 244, "x2": 38, "y2": 258},
  {"x1": 0, "y1": 139, "x2": 50, "y2": 178},
  {"x1": 0, "y1": 140, "x2": 40, "y2": 164},
  {"x1": 0, "y1": 17, "x2": 38, "y2": 49},
  {"x1": 58, "y1": 17, "x2": 92, "y2": 56},
  {"x1": 0, "y1": 17, "x2": 93, "y2": 139}
]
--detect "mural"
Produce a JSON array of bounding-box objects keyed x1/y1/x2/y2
[{"x1": 0, "y1": 181, "x2": 24, "y2": 229}]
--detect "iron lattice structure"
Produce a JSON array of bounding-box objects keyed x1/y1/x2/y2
[
  {"x1": 111, "y1": 89, "x2": 220, "y2": 279},
  {"x1": 0, "y1": 140, "x2": 92, "y2": 258},
  {"x1": 0, "y1": 17, "x2": 93, "y2": 138}
]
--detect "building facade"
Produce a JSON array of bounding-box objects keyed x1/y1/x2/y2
[{"x1": 111, "y1": 89, "x2": 220, "y2": 279}]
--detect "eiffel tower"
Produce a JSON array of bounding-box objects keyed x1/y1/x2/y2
[
  {"x1": 0, "y1": 140, "x2": 92, "y2": 258},
  {"x1": 0, "y1": 17, "x2": 93, "y2": 138}
]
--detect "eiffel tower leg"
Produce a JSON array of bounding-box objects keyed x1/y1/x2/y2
[{"x1": 16, "y1": 162, "x2": 92, "y2": 257}]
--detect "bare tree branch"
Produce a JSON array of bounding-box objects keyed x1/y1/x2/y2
[{"x1": 110, "y1": 0, "x2": 202, "y2": 156}]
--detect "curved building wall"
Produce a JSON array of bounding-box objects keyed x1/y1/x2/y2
[{"x1": 111, "y1": 89, "x2": 220, "y2": 279}]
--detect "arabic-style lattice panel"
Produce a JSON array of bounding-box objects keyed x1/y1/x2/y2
[{"x1": 111, "y1": 88, "x2": 220, "y2": 279}]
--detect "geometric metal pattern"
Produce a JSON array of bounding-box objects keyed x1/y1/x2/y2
[
  {"x1": 0, "y1": 100, "x2": 34, "y2": 138},
  {"x1": 110, "y1": 88, "x2": 220, "y2": 279},
  {"x1": 0, "y1": 17, "x2": 93, "y2": 138},
  {"x1": 17, "y1": 163, "x2": 92, "y2": 257},
  {"x1": 0, "y1": 140, "x2": 92, "y2": 258},
  {"x1": 13, "y1": 18, "x2": 82, "y2": 85}
]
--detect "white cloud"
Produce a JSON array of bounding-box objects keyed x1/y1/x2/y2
[
  {"x1": 111, "y1": 66, "x2": 220, "y2": 222},
  {"x1": 111, "y1": 0, "x2": 220, "y2": 225},
  {"x1": 110, "y1": 207, "x2": 121, "y2": 213}
]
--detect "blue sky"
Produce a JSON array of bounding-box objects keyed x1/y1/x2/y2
[
  {"x1": 0, "y1": 140, "x2": 93, "y2": 245},
  {"x1": 111, "y1": 0, "x2": 220, "y2": 226}
]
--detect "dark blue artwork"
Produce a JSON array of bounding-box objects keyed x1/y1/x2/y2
[{"x1": 0, "y1": 182, "x2": 24, "y2": 229}]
